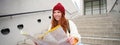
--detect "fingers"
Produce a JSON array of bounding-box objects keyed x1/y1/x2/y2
[
  {"x1": 67, "y1": 37, "x2": 72, "y2": 42},
  {"x1": 67, "y1": 37, "x2": 74, "y2": 45}
]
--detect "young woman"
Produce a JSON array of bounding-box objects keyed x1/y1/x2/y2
[{"x1": 49, "y1": 3, "x2": 81, "y2": 45}]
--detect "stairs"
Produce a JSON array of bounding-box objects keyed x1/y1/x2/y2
[{"x1": 72, "y1": 13, "x2": 120, "y2": 45}]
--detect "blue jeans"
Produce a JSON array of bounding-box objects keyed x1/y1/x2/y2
[{"x1": 77, "y1": 42, "x2": 83, "y2": 45}]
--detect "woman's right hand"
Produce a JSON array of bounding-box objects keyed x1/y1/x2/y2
[
  {"x1": 67, "y1": 37, "x2": 74, "y2": 45},
  {"x1": 67, "y1": 36, "x2": 79, "y2": 45}
]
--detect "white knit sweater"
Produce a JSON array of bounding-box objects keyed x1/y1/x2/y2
[{"x1": 67, "y1": 20, "x2": 81, "y2": 43}]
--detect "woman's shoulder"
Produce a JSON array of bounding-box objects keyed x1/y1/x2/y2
[
  {"x1": 68, "y1": 20, "x2": 77, "y2": 26},
  {"x1": 68, "y1": 20, "x2": 75, "y2": 24}
]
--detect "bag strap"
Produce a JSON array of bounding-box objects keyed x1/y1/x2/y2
[{"x1": 67, "y1": 20, "x2": 70, "y2": 34}]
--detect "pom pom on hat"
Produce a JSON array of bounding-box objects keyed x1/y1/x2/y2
[{"x1": 53, "y1": 3, "x2": 65, "y2": 15}]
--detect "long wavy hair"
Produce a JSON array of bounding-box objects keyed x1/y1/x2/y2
[{"x1": 51, "y1": 11, "x2": 69, "y2": 33}]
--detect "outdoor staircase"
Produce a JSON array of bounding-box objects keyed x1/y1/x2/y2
[{"x1": 72, "y1": 13, "x2": 120, "y2": 45}]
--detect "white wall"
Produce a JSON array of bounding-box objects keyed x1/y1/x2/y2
[
  {"x1": 0, "y1": 0, "x2": 77, "y2": 15},
  {"x1": 0, "y1": 10, "x2": 72, "y2": 45},
  {"x1": 0, "y1": 11, "x2": 51, "y2": 45}
]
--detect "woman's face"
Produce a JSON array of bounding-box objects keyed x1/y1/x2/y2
[{"x1": 53, "y1": 10, "x2": 62, "y2": 21}]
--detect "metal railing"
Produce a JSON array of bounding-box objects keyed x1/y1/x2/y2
[
  {"x1": 0, "y1": 9, "x2": 72, "y2": 17},
  {"x1": 0, "y1": 9, "x2": 52, "y2": 17},
  {"x1": 109, "y1": 0, "x2": 118, "y2": 12}
]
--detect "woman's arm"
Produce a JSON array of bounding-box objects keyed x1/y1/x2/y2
[{"x1": 67, "y1": 20, "x2": 81, "y2": 45}]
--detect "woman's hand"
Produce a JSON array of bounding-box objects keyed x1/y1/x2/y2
[
  {"x1": 67, "y1": 37, "x2": 75, "y2": 45},
  {"x1": 67, "y1": 36, "x2": 79, "y2": 45}
]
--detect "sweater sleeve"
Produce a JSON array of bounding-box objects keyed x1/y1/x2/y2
[{"x1": 68, "y1": 20, "x2": 81, "y2": 43}]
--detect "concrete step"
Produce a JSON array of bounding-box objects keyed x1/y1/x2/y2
[
  {"x1": 73, "y1": 18, "x2": 119, "y2": 23},
  {"x1": 74, "y1": 13, "x2": 120, "y2": 19},
  {"x1": 74, "y1": 14, "x2": 109, "y2": 19},
  {"x1": 81, "y1": 37, "x2": 120, "y2": 45},
  {"x1": 72, "y1": 14, "x2": 120, "y2": 45},
  {"x1": 74, "y1": 16, "x2": 120, "y2": 20},
  {"x1": 73, "y1": 15, "x2": 120, "y2": 23},
  {"x1": 77, "y1": 26, "x2": 120, "y2": 29},
  {"x1": 75, "y1": 23, "x2": 120, "y2": 28},
  {"x1": 74, "y1": 21, "x2": 120, "y2": 24},
  {"x1": 77, "y1": 25, "x2": 113, "y2": 29},
  {"x1": 75, "y1": 21, "x2": 120, "y2": 29},
  {"x1": 73, "y1": 20, "x2": 120, "y2": 24},
  {"x1": 78, "y1": 28, "x2": 120, "y2": 34},
  {"x1": 79, "y1": 31, "x2": 120, "y2": 39}
]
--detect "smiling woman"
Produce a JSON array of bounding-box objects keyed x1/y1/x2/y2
[{"x1": 40, "y1": 3, "x2": 81, "y2": 45}]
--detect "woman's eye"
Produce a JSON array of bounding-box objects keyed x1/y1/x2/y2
[{"x1": 57, "y1": 12, "x2": 60, "y2": 13}]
